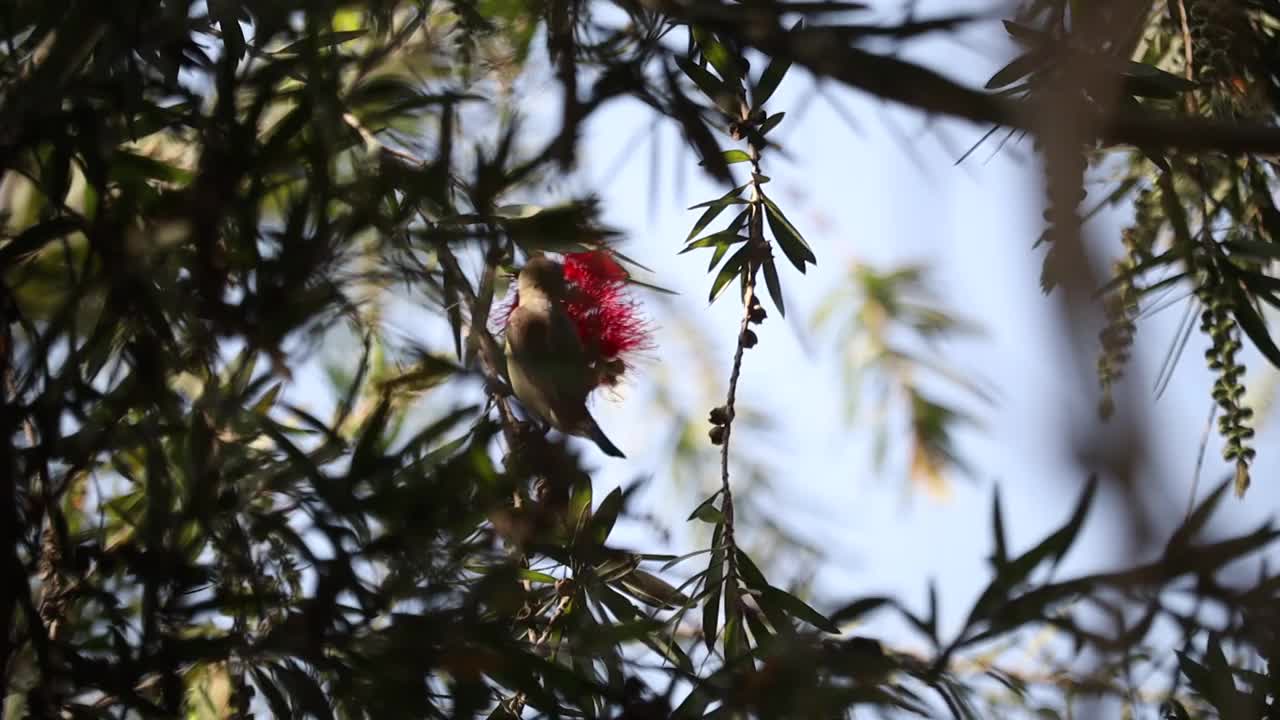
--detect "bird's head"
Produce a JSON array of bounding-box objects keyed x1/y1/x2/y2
[{"x1": 516, "y1": 256, "x2": 568, "y2": 301}]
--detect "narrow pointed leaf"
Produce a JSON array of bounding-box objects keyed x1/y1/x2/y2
[
  {"x1": 590, "y1": 486, "x2": 624, "y2": 544},
  {"x1": 763, "y1": 586, "x2": 840, "y2": 633},
  {"x1": 675, "y1": 57, "x2": 741, "y2": 117},
  {"x1": 760, "y1": 112, "x2": 786, "y2": 135},
  {"x1": 763, "y1": 257, "x2": 785, "y2": 317},
  {"x1": 763, "y1": 195, "x2": 816, "y2": 271},
  {"x1": 709, "y1": 245, "x2": 750, "y2": 303},
  {"x1": 753, "y1": 22, "x2": 802, "y2": 109},
  {"x1": 691, "y1": 27, "x2": 745, "y2": 87}
]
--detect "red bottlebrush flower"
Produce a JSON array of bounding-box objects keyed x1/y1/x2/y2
[{"x1": 562, "y1": 251, "x2": 653, "y2": 388}]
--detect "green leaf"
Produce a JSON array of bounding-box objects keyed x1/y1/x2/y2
[
  {"x1": 442, "y1": 261, "x2": 464, "y2": 360},
  {"x1": 590, "y1": 486, "x2": 623, "y2": 545},
  {"x1": 250, "y1": 668, "x2": 292, "y2": 719},
  {"x1": 692, "y1": 504, "x2": 724, "y2": 524},
  {"x1": 759, "y1": 111, "x2": 785, "y2": 136},
  {"x1": 675, "y1": 56, "x2": 741, "y2": 117},
  {"x1": 753, "y1": 21, "x2": 802, "y2": 109},
  {"x1": 519, "y1": 569, "x2": 558, "y2": 584},
  {"x1": 252, "y1": 383, "x2": 283, "y2": 415},
  {"x1": 619, "y1": 570, "x2": 693, "y2": 610},
  {"x1": 1121, "y1": 59, "x2": 1198, "y2": 97},
  {"x1": 658, "y1": 547, "x2": 715, "y2": 572},
  {"x1": 703, "y1": 524, "x2": 724, "y2": 651},
  {"x1": 1170, "y1": 480, "x2": 1231, "y2": 553},
  {"x1": 965, "y1": 477, "x2": 1096, "y2": 627},
  {"x1": 1002, "y1": 20, "x2": 1046, "y2": 44},
  {"x1": 691, "y1": 27, "x2": 745, "y2": 87},
  {"x1": 706, "y1": 149, "x2": 750, "y2": 165},
  {"x1": 723, "y1": 615, "x2": 746, "y2": 661},
  {"x1": 380, "y1": 354, "x2": 462, "y2": 393},
  {"x1": 709, "y1": 244, "x2": 750, "y2": 303},
  {"x1": 0, "y1": 216, "x2": 82, "y2": 265},
  {"x1": 985, "y1": 49, "x2": 1048, "y2": 89},
  {"x1": 763, "y1": 586, "x2": 840, "y2": 633},
  {"x1": 570, "y1": 474, "x2": 593, "y2": 535},
  {"x1": 594, "y1": 552, "x2": 642, "y2": 583},
  {"x1": 350, "y1": 393, "x2": 392, "y2": 471},
  {"x1": 1159, "y1": 700, "x2": 1191, "y2": 720},
  {"x1": 686, "y1": 185, "x2": 747, "y2": 242},
  {"x1": 276, "y1": 663, "x2": 334, "y2": 720},
  {"x1": 278, "y1": 29, "x2": 368, "y2": 54},
  {"x1": 735, "y1": 549, "x2": 769, "y2": 590},
  {"x1": 687, "y1": 489, "x2": 724, "y2": 522},
  {"x1": 110, "y1": 149, "x2": 193, "y2": 186},
  {"x1": 763, "y1": 195, "x2": 816, "y2": 272},
  {"x1": 828, "y1": 596, "x2": 891, "y2": 626},
  {"x1": 625, "y1": 276, "x2": 680, "y2": 295},
  {"x1": 644, "y1": 631, "x2": 695, "y2": 673},
  {"x1": 686, "y1": 230, "x2": 747, "y2": 256},
  {"x1": 991, "y1": 486, "x2": 1008, "y2": 568},
  {"x1": 680, "y1": 230, "x2": 748, "y2": 254},
  {"x1": 708, "y1": 239, "x2": 733, "y2": 272},
  {"x1": 762, "y1": 257, "x2": 785, "y2": 317},
  {"x1": 1228, "y1": 279, "x2": 1280, "y2": 368}
]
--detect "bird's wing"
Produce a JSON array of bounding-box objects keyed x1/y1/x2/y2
[{"x1": 505, "y1": 304, "x2": 591, "y2": 428}]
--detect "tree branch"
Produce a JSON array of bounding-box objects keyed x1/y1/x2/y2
[{"x1": 649, "y1": 1, "x2": 1280, "y2": 155}]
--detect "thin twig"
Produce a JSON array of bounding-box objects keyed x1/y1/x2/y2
[
  {"x1": 717, "y1": 106, "x2": 770, "y2": 658},
  {"x1": 1187, "y1": 401, "x2": 1216, "y2": 520},
  {"x1": 1175, "y1": 0, "x2": 1200, "y2": 115},
  {"x1": 645, "y1": 0, "x2": 1280, "y2": 155}
]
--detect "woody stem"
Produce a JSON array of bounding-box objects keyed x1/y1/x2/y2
[{"x1": 718, "y1": 125, "x2": 768, "y2": 658}]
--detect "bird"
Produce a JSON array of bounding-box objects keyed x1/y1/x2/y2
[{"x1": 504, "y1": 256, "x2": 626, "y2": 458}]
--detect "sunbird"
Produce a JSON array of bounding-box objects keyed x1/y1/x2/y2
[{"x1": 504, "y1": 256, "x2": 626, "y2": 458}]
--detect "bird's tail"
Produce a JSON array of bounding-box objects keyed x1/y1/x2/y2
[{"x1": 585, "y1": 416, "x2": 626, "y2": 458}]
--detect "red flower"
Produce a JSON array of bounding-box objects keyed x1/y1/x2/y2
[
  {"x1": 496, "y1": 251, "x2": 652, "y2": 390},
  {"x1": 562, "y1": 251, "x2": 653, "y2": 388}
]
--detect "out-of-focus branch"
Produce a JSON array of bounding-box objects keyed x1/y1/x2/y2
[{"x1": 646, "y1": 1, "x2": 1280, "y2": 155}]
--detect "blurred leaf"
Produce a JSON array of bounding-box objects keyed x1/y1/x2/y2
[
  {"x1": 692, "y1": 27, "x2": 745, "y2": 87},
  {"x1": 277, "y1": 29, "x2": 368, "y2": 54},
  {"x1": 760, "y1": 112, "x2": 785, "y2": 136},
  {"x1": 676, "y1": 56, "x2": 742, "y2": 118},
  {"x1": 618, "y1": 570, "x2": 693, "y2": 610},
  {"x1": 829, "y1": 596, "x2": 892, "y2": 626},
  {"x1": 589, "y1": 486, "x2": 623, "y2": 545},
  {"x1": 762, "y1": 587, "x2": 839, "y2": 633},
  {"x1": 985, "y1": 49, "x2": 1049, "y2": 89},
  {"x1": 753, "y1": 21, "x2": 802, "y2": 109}
]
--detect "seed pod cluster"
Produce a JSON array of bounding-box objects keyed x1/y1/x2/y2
[
  {"x1": 1197, "y1": 265, "x2": 1256, "y2": 494},
  {"x1": 1097, "y1": 188, "x2": 1160, "y2": 419},
  {"x1": 1034, "y1": 133, "x2": 1090, "y2": 293},
  {"x1": 708, "y1": 405, "x2": 731, "y2": 445}
]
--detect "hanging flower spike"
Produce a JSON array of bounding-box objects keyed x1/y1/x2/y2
[{"x1": 562, "y1": 251, "x2": 653, "y2": 389}]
